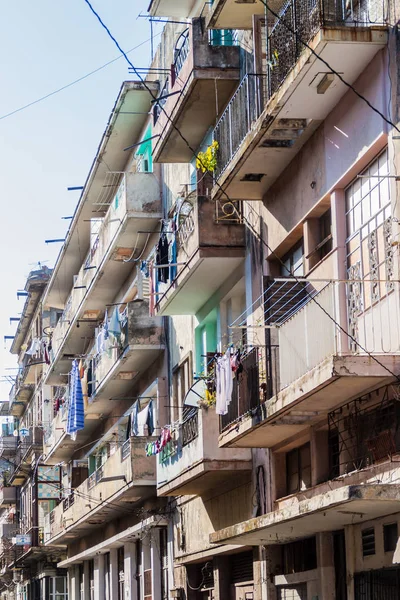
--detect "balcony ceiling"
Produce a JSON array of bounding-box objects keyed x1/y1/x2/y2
[
  {"x1": 210, "y1": 484, "x2": 400, "y2": 545},
  {"x1": 208, "y1": 0, "x2": 266, "y2": 29},
  {"x1": 220, "y1": 354, "x2": 398, "y2": 448},
  {"x1": 148, "y1": 0, "x2": 203, "y2": 18},
  {"x1": 158, "y1": 251, "x2": 245, "y2": 315},
  {"x1": 43, "y1": 81, "x2": 159, "y2": 311},
  {"x1": 215, "y1": 28, "x2": 387, "y2": 201}
]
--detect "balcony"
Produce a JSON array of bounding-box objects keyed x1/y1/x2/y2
[
  {"x1": 9, "y1": 427, "x2": 44, "y2": 485},
  {"x1": 44, "y1": 437, "x2": 157, "y2": 544},
  {"x1": 9, "y1": 353, "x2": 43, "y2": 417},
  {"x1": 44, "y1": 301, "x2": 164, "y2": 462},
  {"x1": 207, "y1": 0, "x2": 266, "y2": 29},
  {"x1": 154, "y1": 187, "x2": 245, "y2": 316},
  {"x1": 219, "y1": 279, "x2": 400, "y2": 448},
  {"x1": 46, "y1": 169, "x2": 162, "y2": 385},
  {"x1": 156, "y1": 407, "x2": 251, "y2": 497},
  {"x1": 90, "y1": 301, "x2": 164, "y2": 409},
  {"x1": 0, "y1": 487, "x2": 16, "y2": 505},
  {"x1": 0, "y1": 435, "x2": 17, "y2": 458},
  {"x1": 152, "y1": 18, "x2": 240, "y2": 163},
  {"x1": 211, "y1": 482, "x2": 400, "y2": 546},
  {"x1": 212, "y1": 0, "x2": 387, "y2": 200}
]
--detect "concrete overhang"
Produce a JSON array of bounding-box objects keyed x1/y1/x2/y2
[
  {"x1": 207, "y1": 0, "x2": 266, "y2": 29},
  {"x1": 210, "y1": 484, "x2": 400, "y2": 546},
  {"x1": 11, "y1": 268, "x2": 52, "y2": 355},
  {"x1": 57, "y1": 516, "x2": 167, "y2": 567},
  {"x1": 148, "y1": 0, "x2": 202, "y2": 18},
  {"x1": 212, "y1": 27, "x2": 387, "y2": 202},
  {"x1": 156, "y1": 249, "x2": 245, "y2": 315},
  {"x1": 219, "y1": 354, "x2": 399, "y2": 448},
  {"x1": 43, "y1": 81, "x2": 159, "y2": 311}
]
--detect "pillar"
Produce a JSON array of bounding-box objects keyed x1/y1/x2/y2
[
  {"x1": 124, "y1": 542, "x2": 138, "y2": 600},
  {"x1": 304, "y1": 218, "x2": 320, "y2": 272},
  {"x1": 94, "y1": 555, "x2": 105, "y2": 600},
  {"x1": 331, "y1": 189, "x2": 349, "y2": 353},
  {"x1": 109, "y1": 549, "x2": 119, "y2": 600},
  {"x1": 345, "y1": 525, "x2": 356, "y2": 600},
  {"x1": 151, "y1": 530, "x2": 161, "y2": 600},
  {"x1": 68, "y1": 566, "x2": 80, "y2": 600},
  {"x1": 317, "y1": 532, "x2": 335, "y2": 600},
  {"x1": 142, "y1": 537, "x2": 151, "y2": 600},
  {"x1": 84, "y1": 561, "x2": 90, "y2": 600}
]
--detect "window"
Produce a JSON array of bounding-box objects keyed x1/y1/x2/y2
[
  {"x1": 362, "y1": 527, "x2": 375, "y2": 557},
  {"x1": 281, "y1": 240, "x2": 304, "y2": 276},
  {"x1": 279, "y1": 537, "x2": 317, "y2": 574},
  {"x1": 172, "y1": 354, "x2": 192, "y2": 422},
  {"x1": 346, "y1": 148, "x2": 390, "y2": 238},
  {"x1": 160, "y1": 528, "x2": 169, "y2": 600},
  {"x1": 286, "y1": 443, "x2": 311, "y2": 495},
  {"x1": 384, "y1": 523, "x2": 398, "y2": 552},
  {"x1": 49, "y1": 576, "x2": 67, "y2": 600}
]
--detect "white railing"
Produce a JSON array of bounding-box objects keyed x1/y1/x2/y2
[
  {"x1": 279, "y1": 284, "x2": 337, "y2": 388},
  {"x1": 278, "y1": 281, "x2": 400, "y2": 389}
]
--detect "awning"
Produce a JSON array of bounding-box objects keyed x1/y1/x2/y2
[{"x1": 210, "y1": 484, "x2": 400, "y2": 546}]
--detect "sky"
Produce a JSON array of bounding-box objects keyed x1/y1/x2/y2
[{"x1": 0, "y1": 0, "x2": 161, "y2": 400}]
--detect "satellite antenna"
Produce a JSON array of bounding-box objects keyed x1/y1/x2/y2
[{"x1": 183, "y1": 379, "x2": 207, "y2": 408}]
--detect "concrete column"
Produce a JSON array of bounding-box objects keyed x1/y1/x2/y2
[
  {"x1": 84, "y1": 561, "x2": 90, "y2": 600},
  {"x1": 317, "y1": 532, "x2": 335, "y2": 600},
  {"x1": 331, "y1": 189, "x2": 349, "y2": 353},
  {"x1": 151, "y1": 530, "x2": 161, "y2": 600},
  {"x1": 109, "y1": 549, "x2": 119, "y2": 600},
  {"x1": 94, "y1": 555, "x2": 105, "y2": 600},
  {"x1": 345, "y1": 525, "x2": 356, "y2": 600},
  {"x1": 124, "y1": 542, "x2": 138, "y2": 600},
  {"x1": 304, "y1": 218, "x2": 320, "y2": 272},
  {"x1": 310, "y1": 428, "x2": 329, "y2": 486},
  {"x1": 68, "y1": 566, "x2": 80, "y2": 600}
]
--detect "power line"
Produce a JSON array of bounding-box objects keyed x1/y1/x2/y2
[
  {"x1": 0, "y1": 34, "x2": 160, "y2": 123},
  {"x1": 260, "y1": 0, "x2": 400, "y2": 133},
  {"x1": 80, "y1": 1, "x2": 400, "y2": 385}
]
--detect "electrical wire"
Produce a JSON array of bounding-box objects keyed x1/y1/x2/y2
[
  {"x1": 260, "y1": 0, "x2": 400, "y2": 133},
  {"x1": 49, "y1": 1, "x2": 400, "y2": 445},
  {"x1": 0, "y1": 34, "x2": 161, "y2": 123}
]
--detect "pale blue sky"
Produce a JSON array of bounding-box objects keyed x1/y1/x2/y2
[{"x1": 0, "y1": 0, "x2": 159, "y2": 399}]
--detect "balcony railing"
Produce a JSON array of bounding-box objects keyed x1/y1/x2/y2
[
  {"x1": 174, "y1": 28, "x2": 190, "y2": 78},
  {"x1": 213, "y1": 0, "x2": 388, "y2": 179},
  {"x1": 182, "y1": 410, "x2": 199, "y2": 447},
  {"x1": 88, "y1": 465, "x2": 104, "y2": 490},
  {"x1": 328, "y1": 387, "x2": 400, "y2": 479},
  {"x1": 214, "y1": 74, "x2": 264, "y2": 178},
  {"x1": 220, "y1": 348, "x2": 265, "y2": 433}
]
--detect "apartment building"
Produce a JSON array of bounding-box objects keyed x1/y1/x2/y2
[{"x1": 1, "y1": 0, "x2": 400, "y2": 599}]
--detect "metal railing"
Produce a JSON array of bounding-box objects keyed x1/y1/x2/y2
[
  {"x1": 88, "y1": 465, "x2": 104, "y2": 490},
  {"x1": 121, "y1": 439, "x2": 131, "y2": 461},
  {"x1": 182, "y1": 410, "x2": 199, "y2": 447},
  {"x1": 213, "y1": 0, "x2": 388, "y2": 180},
  {"x1": 220, "y1": 348, "x2": 264, "y2": 432},
  {"x1": 328, "y1": 387, "x2": 400, "y2": 479},
  {"x1": 62, "y1": 492, "x2": 75, "y2": 512},
  {"x1": 213, "y1": 74, "x2": 264, "y2": 179},
  {"x1": 174, "y1": 28, "x2": 190, "y2": 77}
]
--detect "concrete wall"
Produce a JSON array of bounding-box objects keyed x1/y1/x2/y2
[{"x1": 263, "y1": 49, "x2": 388, "y2": 254}]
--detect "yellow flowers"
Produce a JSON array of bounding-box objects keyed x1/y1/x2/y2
[{"x1": 196, "y1": 140, "x2": 219, "y2": 173}]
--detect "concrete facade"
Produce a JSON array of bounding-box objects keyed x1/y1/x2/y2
[{"x1": 2, "y1": 2, "x2": 400, "y2": 600}]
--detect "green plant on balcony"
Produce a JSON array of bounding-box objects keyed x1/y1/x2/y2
[{"x1": 196, "y1": 140, "x2": 219, "y2": 173}]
